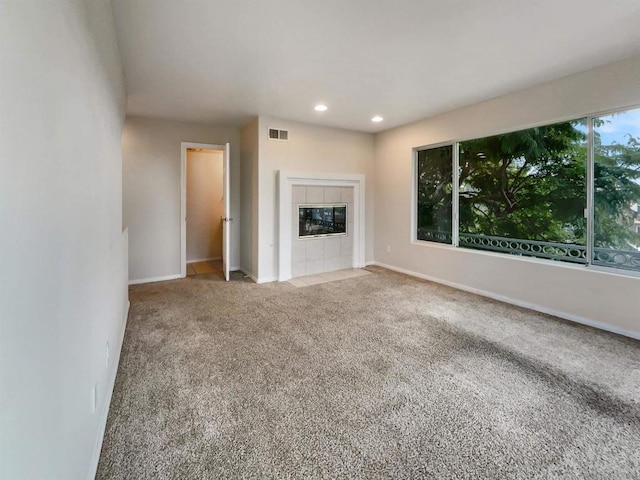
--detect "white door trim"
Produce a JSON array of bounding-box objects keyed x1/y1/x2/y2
[
  {"x1": 222, "y1": 142, "x2": 231, "y2": 281},
  {"x1": 180, "y1": 142, "x2": 227, "y2": 278},
  {"x1": 277, "y1": 171, "x2": 366, "y2": 282}
]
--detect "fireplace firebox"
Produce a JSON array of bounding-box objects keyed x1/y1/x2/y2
[{"x1": 298, "y1": 204, "x2": 347, "y2": 238}]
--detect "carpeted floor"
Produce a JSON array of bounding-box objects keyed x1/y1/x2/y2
[{"x1": 97, "y1": 267, "x2": 640, "y2": 479}]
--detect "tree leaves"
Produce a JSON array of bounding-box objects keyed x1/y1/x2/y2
[
  {"x1": 417, "y1": 115, "x2": 640, "y2": 254},
  {"x1": 458, "y1": 120, "x2": 588, "y2": 243}
]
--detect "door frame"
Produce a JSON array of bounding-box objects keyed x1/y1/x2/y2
[{"x1": 180, "y1": 142, "x2": 227, "y2": 278}]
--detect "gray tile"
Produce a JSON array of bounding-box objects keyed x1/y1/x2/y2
[
  {"x1": 331, "y1": 269, "x2": 355, "y2": 281},
  {"x1": 306, "y1": 259, "x2": 324, "y2": 275},
  {"x1": 341, "y1": 187, "x2": 354, "y2": 203},
  {"x1": 341, "y1": 235, "x2": 353, "y2": 256},
  {"x1": 340, "y1": 255, "x2": 353, "y2": 269},
  {"x1": 303, "y1": 276, "x2": 327, "y2": 286},
  {"x1": 288, "y1": 277, "x2": 308, "y2": 287},
  {"x1": 292, "y1": 204, "x2": 299, "y2": 227},
  {"x1": 325, "y1": 187, "x2": 341, "y2": 203},
  {"x1": 292, "y1": 240, "x2": 306, "y2": 263},
  {"x1": 317, "y1": 271, "x2": 339, "y2": 281},
  {"x1": 306, "y1": 239, "x2": 324, "y2": 261},
  {"x1": 292, "y1": 186, "x2": 306, "y2": 204},
  {"x1": 291, "y1": 267, "x2": 370, "y2": 288},
  {"x1": 292, "y1": 261, "x2": 306, "y2": 278},
  {"x1": 306, "y1": 186, "x2": 324, "y2": 204},
  {"x1": 324, "y1": 237, "x2": 341, "y2": 258},
  {"x1": 323, "y1": 256, "x2": 341, "y2": 272}
]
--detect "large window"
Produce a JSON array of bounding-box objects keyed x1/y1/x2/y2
[
  {"x1": 416, "y1": 145, "x2": 453, "y2": 244},
  {"x1": 414, "y1": 106, "x2": 640, "y2": 274},
  {"x1": 458, "y1": 120, "x2": 587, "y2": 263},
  {"x1": 593, "y1": 110, "x2": 640, "y2": 270}
]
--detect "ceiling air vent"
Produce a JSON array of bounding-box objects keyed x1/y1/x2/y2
[{"x1": 268, "y1": 127, "x2": 289, "y2": 141}]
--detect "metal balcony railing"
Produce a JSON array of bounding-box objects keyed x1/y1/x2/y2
[
  {"x1": 416, "y1": 229, "x2": 640, "y2": 272},
  {"x1": 458, "y1": 232, "x2": 587, "y2": 264},
  {"x1": 416, "y1": 229, "x2": 452, "y2": 244},
  {"x1": 592, "y1": 248, "x2": 640, "y2": 271}
]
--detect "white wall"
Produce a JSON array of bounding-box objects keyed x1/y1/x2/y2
[
  {"x1": 240, "y1": 118, "x2": 259, "y2": 278},
  {"x1": 186, "y1": 150, "x2": 224, "y2": 262},
  {"x1": 257, "y1": 116, "x2": 375, "y2": 282},
  {"x1": 0, "y1": 1, "x2": 128, "y2": 479},
  {"x1": 374, "y1": 55, "x2": 640, "y2": 338},
  {"x1": 123, "y1": 117, "x2": 241, "y2": 282}
]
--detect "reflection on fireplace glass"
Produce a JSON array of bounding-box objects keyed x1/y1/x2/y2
[{"x1": 299, "y1": 204, "x2": 347, "y2": 237}]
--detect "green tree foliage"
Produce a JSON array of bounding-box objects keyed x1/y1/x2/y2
[
  {"x1": 594, "y1": 133, "x2": 640, "y2": 249},
  {"x1": 417, "y1": 117, "x2": 640, "y2": 252},
  {"x1": 458, "y1": 120, "x2": 588, "y2": 244},
  {"x1": 416, "y1": 146, "x2": 452, "y2": 243}
]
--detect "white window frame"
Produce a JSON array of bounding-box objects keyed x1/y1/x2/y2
[{"x1": 412, "y1": 103, "x2": 640, "y2": 278}]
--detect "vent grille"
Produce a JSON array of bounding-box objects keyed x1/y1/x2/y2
[{"x1": 268, "y1": 127, "x2": 289, "y2": 141}]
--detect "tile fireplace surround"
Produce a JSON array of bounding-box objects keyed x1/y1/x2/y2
[
  {"x1": 277, "y1": 171, "x2": 366, "y2": 282},
  {"x1": 291, "y1": 185, "x2": 354, "y2": 278}
]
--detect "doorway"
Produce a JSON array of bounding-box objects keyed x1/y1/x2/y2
[
  {"x1": 180, "y1": 142, "x2": 231, "y2": 281},
  {"x1": 186, "y1": 147, "x2": 223, "y2": 277}
]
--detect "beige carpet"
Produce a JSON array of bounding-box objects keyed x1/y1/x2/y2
[{"x1": 97, "y1": 267, "x2": 640, "y2": 479}]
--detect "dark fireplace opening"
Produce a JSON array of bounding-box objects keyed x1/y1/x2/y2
[{"x1": 299, "y1": 204, "x2": 347, "y2": 238}]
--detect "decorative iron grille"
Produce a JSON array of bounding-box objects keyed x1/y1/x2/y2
[{"x1": 416, "y1": 229, "x2": 640, "y2": 272}]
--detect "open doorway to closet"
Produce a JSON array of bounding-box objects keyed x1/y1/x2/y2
[{"x1": 180, "y1": 142, "x2": 231, "y2": 281}]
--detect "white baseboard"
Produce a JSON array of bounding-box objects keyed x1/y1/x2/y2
[
  {"x1": 236, "y1": 267, "x2": 257, "y2": 283},
  {"x1": 129, "y1": 274, "x2": 182, "y2": 285},
  {"x1": 187, "y1": 256, "x2": 221, "y2": 263},
  {"x1": 87, "y1": 300, "x2": 130, "y2": 480},
  {"x1": 372, "y1": 261, "x2": 640, "y2": 341},
  {"x1": 256, "y1": 276, "x2": 277, "y2": 284},
  {"x1": 130, "y1": 267, "x2": 243, "y2": 286},
  {"x1": 240, "y1": 269, "x2": 276, "y2": 283}
]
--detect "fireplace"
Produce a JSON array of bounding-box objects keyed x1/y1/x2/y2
[
  {"x1": 298, "y1": 204, "x2": 347, "y2": 238},
  {"x1": 291, "y1": 189, "x2": 353, "y2": 277},
  {"x1": 277, "y1": 171, "x2": 366, "y2": 282}
]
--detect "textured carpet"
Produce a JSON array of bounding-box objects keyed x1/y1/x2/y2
[{"x1": 97, "y1": 267, "x2": 640, "y2": 479}]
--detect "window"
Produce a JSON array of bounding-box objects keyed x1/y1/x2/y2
[
  {"x1": 416, "y1": 145, "x2": 453, "y2": 244},
  {"x1": 593, "y1": 109, "x2": 640, "y2": 270},
  {"x1": 414, "y1": 106, "x2": 640, "y2": 274},
  {"x1": 458, "y1": 120, "x2": 587, "y2": 263}
]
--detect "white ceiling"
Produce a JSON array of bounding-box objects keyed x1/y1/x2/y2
[{"x1": 110, "y1": 0, "x2": 640, "y2": 133}]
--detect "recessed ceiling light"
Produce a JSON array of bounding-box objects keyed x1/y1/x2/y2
[
  {"x1": 372, "y1": 115, "x2": 383, "y2": 122},
  {"x1": 314, "y1": 104, "x2": 328, "y2": 112}
]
